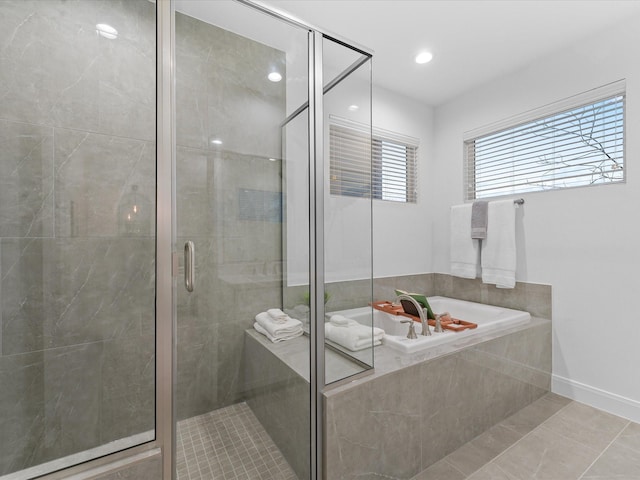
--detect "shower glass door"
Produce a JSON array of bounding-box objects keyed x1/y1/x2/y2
[
  {"x1": 0, "y1": 0, "x2": 157, "y2": 478},
  {"x1": 173, "y1": 1, "x2": 311, "y2": 478}
]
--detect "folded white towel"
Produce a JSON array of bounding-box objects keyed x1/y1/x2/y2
[
  {"x1": 329, "y1": 315, "x2": 384, "y2": 337},
  {"x1": 267, "y1": 308, "x2": 288, "y2": 324},
  {"x1": 325, "y1": 323, "x2": 384, "y2": 351},
  {"x1": 329, "y1": 314, "x2": 352, "y2": 327},
  {"x1": 450, "y1": 204, "x2": 480, "y2": 279},
  {"x1": 254, "y1": 322, "x2": 303, "y2": 343},
  {"x1": 255, "y1": 312, "x2": 303, "y2": 338},
  {"x1": 481, "y1": 200, "x2": 516, "y2": 288}
]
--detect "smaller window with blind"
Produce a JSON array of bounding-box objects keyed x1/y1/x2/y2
[
  {"x1": 330, "y1": 122, "x2": 418, "y2": 203},
  {"x1": 465, "y1": 82, "x2": 625, "y2": 200}
]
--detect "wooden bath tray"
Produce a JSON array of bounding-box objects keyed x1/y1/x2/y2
[{"x1": 371, "y1": 301, "x2": 478, "y2": 332}]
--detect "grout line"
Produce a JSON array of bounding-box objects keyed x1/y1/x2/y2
[
  {"x1": 576, "y1": 419, "x2": 631, "y2": 480},
  {"x1": 461, "y1": 397, "x2": 575, "y2": 478},
  {"x1": 443, "y1": 458, "x2": 468, "y2": 477}
]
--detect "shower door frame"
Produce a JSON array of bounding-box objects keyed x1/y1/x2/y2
[{"x1": 157, "y1": 2, "x2": 374, "y2": 480}]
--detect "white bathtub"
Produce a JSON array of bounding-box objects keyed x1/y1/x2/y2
[{"x1": 327, "y1": 296, "x2": 531, "y2": 354}]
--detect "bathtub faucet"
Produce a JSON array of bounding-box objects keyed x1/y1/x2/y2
[{"x1": 397, "y1": 294, "x2": 431, "y2": 336}]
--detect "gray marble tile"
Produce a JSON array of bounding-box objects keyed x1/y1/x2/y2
[
  {"x1": 431, "y1": 275, "x2": 552, "y2": 320},
  {"x1": 0, "y1": 120, "x2": 54, "y2": 237},
  {"x1": 176, "y1": 322, "x2": 217, "y2": 420},
  {"x1": 541, "y1": 401, "x2": 628, "y2": 452},
  {"x1": 42, "y1": 342, "x2": 104, "y2": 462},
  {"x1": 370, "y1": 367, "x2": 423, "y2": 478},
  {"x1": 325, "y1": 382, "x2": 380, "y2": 479},
  {"x1": 41, "y1": 238, "x2": 155, "y2": 350},
  {"x1": 0, "y1": 351, "x2": 45, "y2": 476},
  {"x1": 0, "y1": 1, "x2": 155, "y2": 140},
  {"x1": 175, "y1": 12, "x2": 286, "y2": 155},
  {"x1": 499, "y1": 393, "x2": 571, "y2": 436},
  {"x1": 244, "y1": 333, "x2": 310, "y2": 479},
  {"x1": 411, "y1": 459, "x2": 466, "y2": 480},
  {"x1": 582, "y1": 437, "x2": 640, "y2": 478},
  {"x1": 445, "y1": 424, "x2": 523, "y2": 476},
  {"x1": 101, "y1": 334, "x2": 155, "y2": 443},
  {"x1": 373, "y1": 273, "x2": 434, "y2": 302},
  {"x1": 467, "y1": 462, "x2": 514, "y2": 480},
  {"x1": 54, "y1": 129, "x2": 155, "y2": 237},
  {"x1": 1, "y1": 238, "x2": 47, "y2": 354},
  {"x1": 617, "y1": 422, "x2": 640, "y2": 453},
  {"x1": 493, "y1": 425, "x2": 601, "y2": 479}
]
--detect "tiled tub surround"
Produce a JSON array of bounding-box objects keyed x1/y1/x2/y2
[
  {"x1": 0, "y1": 0, "x2": 156, "y2": 475},
  {"x1": 244, "y1": 303, "x2": 551, "y2": 479},
  {"x1": 284, "y1": 274, "x2": 551, "y2": 321}
]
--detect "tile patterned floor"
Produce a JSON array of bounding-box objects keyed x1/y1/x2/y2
[
  {"x1": 413, "y1": 393, "x2": 640, "y2": 480},
  {"x1": 176, "y1": 402, "x2": 297, "y2": 480},
  {"x1": 176, "y1": 395, "x2": 639, "y2": 480}
]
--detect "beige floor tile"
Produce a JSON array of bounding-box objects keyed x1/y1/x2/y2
[
  {"x1": 493, "y1": 425, "x2": 601, "y2": 479},
  {"x1": 500, "y1": 393, "x2": 571, "y2": 436},
  {"x1": 617, "y1": 422, "x2": 640, "y2": 454},
  {"x1": 468, "y1": 462, "x2": 515, "y2": 480},
  {"x1": 541, "y1": 401, "x2": 628, "y2": 452},
  {"x1": 411, "y1": 459, "x2": 466, "y2": 480},
  {"x1": 446, "y1": 424, "x2": 523, "y2": 476},
  {"x1": 581, "y1": 437, "x2": 640, "y2": 478}
]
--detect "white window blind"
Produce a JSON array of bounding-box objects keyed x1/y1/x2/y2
[
  {"x1": 330, "y1": 123, "x2": 418, "y2": 203},
  {"x1": 465, "y1": 85, "x2": 625, "y2": 200}
]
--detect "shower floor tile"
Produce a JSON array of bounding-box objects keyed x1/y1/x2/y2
[{"x1": 177, "y1": 402, "x2": 298, "y2": 480}]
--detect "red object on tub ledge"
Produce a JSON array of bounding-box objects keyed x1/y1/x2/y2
[{"x1": 371, "y1": 301, "x2": 478, "y2": 332}]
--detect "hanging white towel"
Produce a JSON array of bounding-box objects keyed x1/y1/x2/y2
[
  {"x1": 481, "y1": 200, "x2": 516, "y2": 288},
  {"x1": 450, "y1": 204, "x2": 479, "y2": 279}
]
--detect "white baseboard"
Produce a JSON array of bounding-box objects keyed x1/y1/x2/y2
[{"x1": 552, "y1": 374, "x2": 640, "y2": 423}]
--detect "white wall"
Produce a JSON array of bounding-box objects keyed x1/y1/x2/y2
[
  {"x1": 372, "y1": 85, "x2": 434, "y2": 279},
  {"x1": 285, "y1": 75, "x2": 434, "y2": 285},
  {"x1": 431, "y1": 14, "x2": 640, "y2": 421}
]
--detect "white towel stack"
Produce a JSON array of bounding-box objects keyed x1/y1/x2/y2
[
  {"x1": 266, "y1": 308, "x2": 288, "y2": 324},
  {"x1": 324, "y1": 315, "x2": 384, "y2": 352},
  {"x1": 254, "y1": 310, "x2": 303, "y2": 343}
]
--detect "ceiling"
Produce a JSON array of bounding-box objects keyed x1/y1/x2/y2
[{"x1": 261, "y1": 0, "x2": 640, "y2": 106}]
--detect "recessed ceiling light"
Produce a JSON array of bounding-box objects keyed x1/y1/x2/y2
[
  {"x1": 268, "y1": 72, "x2": 282, "y2": 82},
  {"x1": 348, "y1": 105, "x2": 359, "y2": 112},
  {"x1": 415, "y1": 51, "x2": 433, "y2": 64},
  {"x1": 96, "y1": 23, "x2": 118, "y2": 40},
  {"x1": 268, "y1": 158, "x2": 278, "y2": 162},
  {"x1": 211, "y1": 139, "x2": 223, "y2": 145}
]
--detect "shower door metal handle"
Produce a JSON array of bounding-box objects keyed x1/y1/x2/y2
[{"x1": 184, "y1": 241, "x2": 195, "y2": 292}]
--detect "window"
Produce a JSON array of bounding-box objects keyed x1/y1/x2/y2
[
  {"x1": 330, "y1": 122, "x2": 418, "y2": 203},
  {"x1": 464, "y1": 81, "x2": 625, "y2": 200}
]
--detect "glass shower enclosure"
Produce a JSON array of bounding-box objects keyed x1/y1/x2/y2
[{"x1": 0, "y1": 0, "x2": 373, "y2": 479}]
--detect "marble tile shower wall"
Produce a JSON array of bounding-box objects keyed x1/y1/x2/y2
[
  {"x1": 0, "y1": 1, "x2": 156, "y2": 475},
  {"x1": 175, "y1": 13, "x2": 285, "y2": 420}
]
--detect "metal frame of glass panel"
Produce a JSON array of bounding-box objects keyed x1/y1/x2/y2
[{"x1": 16, "y1": 1, "x2": 372, "y2": 479}]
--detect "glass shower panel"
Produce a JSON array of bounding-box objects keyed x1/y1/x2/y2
[
  {"x1": 0, "y1": 0, "x2": 156, "y2": 478},
  {"x1": 322, "y1": 37, "x2": 374, "y2": 384},
  {"x1": 174, "y1": 1, "x2": 310, "y2": 478}
]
